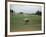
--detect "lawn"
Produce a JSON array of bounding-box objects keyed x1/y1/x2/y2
[{"x1": 10, "y1": 14, "x2": 41, "y2": 32}]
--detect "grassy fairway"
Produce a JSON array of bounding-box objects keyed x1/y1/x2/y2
[{"x1": 10, "y1": 14, "x2": 41, "y2": 32}]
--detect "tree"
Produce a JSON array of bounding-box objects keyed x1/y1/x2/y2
[
  {"x1": 20, "y1": 12, "x2": 23, "y2": 14},
  {"x1": 35, "y1": 10, "x2": 41, "y2": 16},
  {"x1": 10, "y1": 9, "x2": 14, "y2": 13},
  {"x1": 10, "y1": 9, "x2": 14, "y2": 16}
]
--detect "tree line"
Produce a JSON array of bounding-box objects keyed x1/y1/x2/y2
[{"x1": 10, "y1": 9, "x2": 42, "y2": 16}]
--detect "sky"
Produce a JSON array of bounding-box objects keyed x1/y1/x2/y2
[{"x1": 10, "y1": 4, "x2": 42, "y2": 14}]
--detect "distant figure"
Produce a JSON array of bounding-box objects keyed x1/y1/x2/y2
[{"x1": 24, "y1": 18, "x2": 29, "y2": 25}]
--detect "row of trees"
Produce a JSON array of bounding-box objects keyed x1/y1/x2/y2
[
  {"x1": 19, "y1": 10, "x2": 42, "y2": 16},
  {"x1": 10, "y1": 9, "x2": 42, "y2": 16}
]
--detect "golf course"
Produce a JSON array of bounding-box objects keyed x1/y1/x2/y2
[{"x1": 10, "y1": 14, "x2": 41, "y2": 32}]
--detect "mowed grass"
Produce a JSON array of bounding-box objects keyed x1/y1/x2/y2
[{"x1": 10, "y1": 14, "x2": 41, "y2": 32}]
